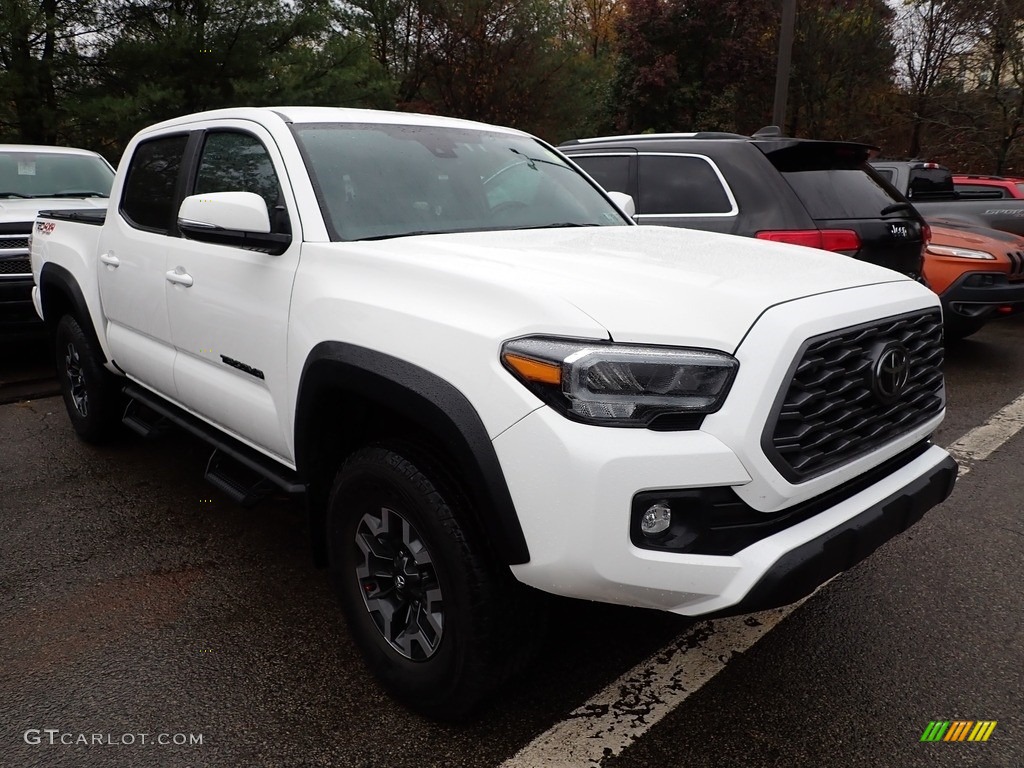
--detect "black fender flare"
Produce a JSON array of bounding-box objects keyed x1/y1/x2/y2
[
  {"x1": 38, "y1": 262, "x2": 108, "y2": 364},
  {"x1": 295, "y1": 342, "x2": 530, "y2": 565}
]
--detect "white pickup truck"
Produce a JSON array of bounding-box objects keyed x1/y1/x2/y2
[
  {"x1": 31, "y1": 107, "x2": 957, "y2": 718},
  {"x1": 0, "y1": 144, "x2": 112, "y2": 336}
]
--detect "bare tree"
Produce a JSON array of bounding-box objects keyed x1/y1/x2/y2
[
  {"x1": 972, "y1": 0, "x2": 1024, "y2": 172},
  {"x1": 893, "y1": 0, "x2": 978, "y2": 158}
]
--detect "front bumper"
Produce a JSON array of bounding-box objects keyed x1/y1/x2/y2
[
  {"x1": 709, "y1": 449, "x2": 956, "y2": 616},
  {"x1": 940, "y1": 271, "x2": 1024, "y2": 317},
  {"x1": 497, "y1": 403, "x2": 955, "y2": 615}
]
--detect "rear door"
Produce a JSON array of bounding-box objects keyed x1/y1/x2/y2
[
  {"x1": 762, "y1": 142, "x2": 926, "y2": 278},
  {"x1": 97, "y1": 132, "x2": 191, "y2": 398}
]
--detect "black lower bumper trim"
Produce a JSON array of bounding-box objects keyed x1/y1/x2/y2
[
  {"x1": 711, "y1": 452, "x2": 958, "y2": 617},
  {"x1": 940, "y1": 272, "x2": 1024, "y2": 313}
]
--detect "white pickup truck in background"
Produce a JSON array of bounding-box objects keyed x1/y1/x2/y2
[
  {"x1": 0, "y1": 145, "x2": 112, "y2": 337},
  {"x1": 30, "y1": 107, "x2": 957, "y2": 719}
]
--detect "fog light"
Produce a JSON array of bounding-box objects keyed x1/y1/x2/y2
[{"x1": 641, "y1": 502, "x2": 672, "y2": 536}]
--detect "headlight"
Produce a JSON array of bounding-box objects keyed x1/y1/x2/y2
[
  {"x1": 501, "y1": 336, "x2": 738, "y2": 427},
  {"x1": 925, "y1": 243, "x2": 995, "y2": 260}
]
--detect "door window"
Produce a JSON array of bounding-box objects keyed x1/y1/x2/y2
[
  {"x1": 571, "y1": 155, "x2": 632, "y2": 195},
  {"x1": 120, "y1": 134, "x2": 189, "y2": 232},
  {"x1": 637, "y1": 155, "x2": 736, "y2": 215},
  {"x1": 194, "y1": 132, "x2": 285, "y2": 229}
]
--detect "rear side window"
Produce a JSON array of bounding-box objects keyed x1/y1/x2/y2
[
  {"x1": 194, "y1": 131, "x2": 282, "y2": 217},
  {"x1": 572, "y1": 155, "x2": 631, "y2": 194},
  {"x1": 637, "y1": 155, "x2": 734, "y2": 215},
  {"x1": 120, "y1": 135, "x2": 189, "y2": 232},
  {"x1": 770, "y1": 146, "x2": 904, "y2": 220}
]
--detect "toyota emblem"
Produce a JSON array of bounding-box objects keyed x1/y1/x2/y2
[{"x1": 872, "y1": 344, "x2": 910, "y2": 403}]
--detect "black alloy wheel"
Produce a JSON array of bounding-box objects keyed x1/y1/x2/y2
[
  {"x1": 354, "y1": 504, "x2": 445, "y2": 661},
  {"x1": 54, "y1": 314, "x2": 121, "y2": 443},
  {"x1": 64, "y1": 338, "x2": 89, "y2": 417}
]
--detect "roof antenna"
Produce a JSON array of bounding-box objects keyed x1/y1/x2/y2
[{"x1": 753, "y1": 125, "x2": 783, "y2": 138}]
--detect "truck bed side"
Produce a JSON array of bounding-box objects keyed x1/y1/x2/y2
[{"x1": 30, "y1": 209, "x2": 114, "y2": 365}]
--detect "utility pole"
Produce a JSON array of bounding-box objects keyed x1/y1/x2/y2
[{"x1": 772, "y1": 0, "x2": 797, "y2": 131}]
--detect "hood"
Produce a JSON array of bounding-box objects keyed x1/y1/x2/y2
[
  {"x1": 336, "y1": 226, "x2": 913, "y2": 349},
  {"x1": 929, "y1": 218, "x2": 1024, "y2": 248},
  {"x1": 0, "y1": 197, "x2": 108, "y2": 224}
]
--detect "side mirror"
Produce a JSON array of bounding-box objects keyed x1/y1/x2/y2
[
  {"x1": 177, "y1": 192, "x2": 290, "y2": 255},
  {"x1": 607, "y1": 191, "x2": 636, "y2": 219}
]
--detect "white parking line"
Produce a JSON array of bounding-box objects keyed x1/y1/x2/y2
[
  {"x1": 500, "y1": 392, "x2": 1024, "y2": 768},
  {"x1": 499, "y1": 606, "x2": 799, "y2": 768},
  {"x1": 946, "y1": 391, "x2": 1024, "y2": 477}
]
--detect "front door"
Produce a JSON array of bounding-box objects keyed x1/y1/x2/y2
[{"x1": 164, "y1": 123, "x2": 300, "y2": 463}]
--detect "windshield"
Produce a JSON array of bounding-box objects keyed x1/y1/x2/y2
[
  {"x1": 292, "y1": 123, "x2": 628, "y2": 241},
  {"x1": 0, "y1": 151, "x2": 113, "y2": 198}
]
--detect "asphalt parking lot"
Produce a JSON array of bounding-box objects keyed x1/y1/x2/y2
[{"x1": 1, "y1": 318, "x2": 1022, "y2": 768}]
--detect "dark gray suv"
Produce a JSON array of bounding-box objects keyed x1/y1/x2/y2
[{"x1": 560, "y1": 131, "x2": 927, "y2": 279}]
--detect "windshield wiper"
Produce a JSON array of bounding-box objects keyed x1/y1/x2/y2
[
  {"x1": 513, "y1": 222, "x2": 597, "y2": 230},
  {"x1": 46, "y1": 191, "x2": 107, "y2": 198},
  {"x1": 0, "y1": 192, "x2": 32, "y2": 199},
  {"x1": 354, "y1": 230, "x2": 442, "y2": 241},
  {"x1": 881, "y1": 202, "x2": 914, "y2": 216},
  {"x1": 508, "y1": 147, "x2": 572, "y2": 171}
]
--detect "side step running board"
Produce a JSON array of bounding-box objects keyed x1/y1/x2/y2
[
  {"x1": 122, "y1": 384, "x2": 306, "y2": 503},
  {"x1": 205, "y1": 449, "x2": 276, "y2": 508},
  {"x1": 122, "y1": 398, "x2": 171, "y2": 439}
]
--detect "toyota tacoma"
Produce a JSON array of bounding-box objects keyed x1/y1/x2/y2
[{"x1": 31, "y1": 107, "x2": 957, "y2": 718}]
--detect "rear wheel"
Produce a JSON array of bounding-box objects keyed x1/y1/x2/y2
[
  {"x1": 55, "y1": 314, "x2": 122, "y2": 443},
  {"x1": 327, "y1": 444, "x2": 541, "y2": 720}
]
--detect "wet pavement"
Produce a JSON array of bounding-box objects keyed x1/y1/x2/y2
[{"x1": 1, "y1": 318, "x2": 1023, "y2": 767}]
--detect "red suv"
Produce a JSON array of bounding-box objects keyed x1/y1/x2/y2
[{"x1": 952, "y1": 175, "x2": 1024, "y2": 199}]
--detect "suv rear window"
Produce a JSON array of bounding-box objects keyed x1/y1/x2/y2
[{"x1": 766, "y1": 144, "x2": 903, "y2": 220}]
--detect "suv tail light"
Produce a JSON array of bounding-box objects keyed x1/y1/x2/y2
[{"x1": 755, "y1": 229, "x2": 862, "y2": 252}]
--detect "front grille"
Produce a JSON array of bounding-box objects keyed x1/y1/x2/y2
[
  {"x1": 764, "y1": 309, "x2": 944, "y2": 482},
  {"x1": 1008, "y1": 250, "x2": 1024, "y2": 279},
  {"x1": 0, "y1": 236, "x2": 30, "y2": 251},
  {"x1": 0, "y1": 257, "x2": 31, "y2": 275}
]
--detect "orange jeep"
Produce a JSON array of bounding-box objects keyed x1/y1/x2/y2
[{"x1": 924, "y1": 218, "x2": 1024, "y2": 339}]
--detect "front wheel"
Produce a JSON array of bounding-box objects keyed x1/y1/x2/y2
[
  {"x1": 55, "y1": 314, "x2": 122, "y2": 443},
  {"x1": 327, "y1": 444, "x2": 540, "y2": 720}
]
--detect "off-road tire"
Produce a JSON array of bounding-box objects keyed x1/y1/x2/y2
[
  {"x1": 55, "y1": 314, "x2": 122, "y2": 443},
  {"x1": 327, "y1": 443, "x2": 542, "y2": 720}
]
